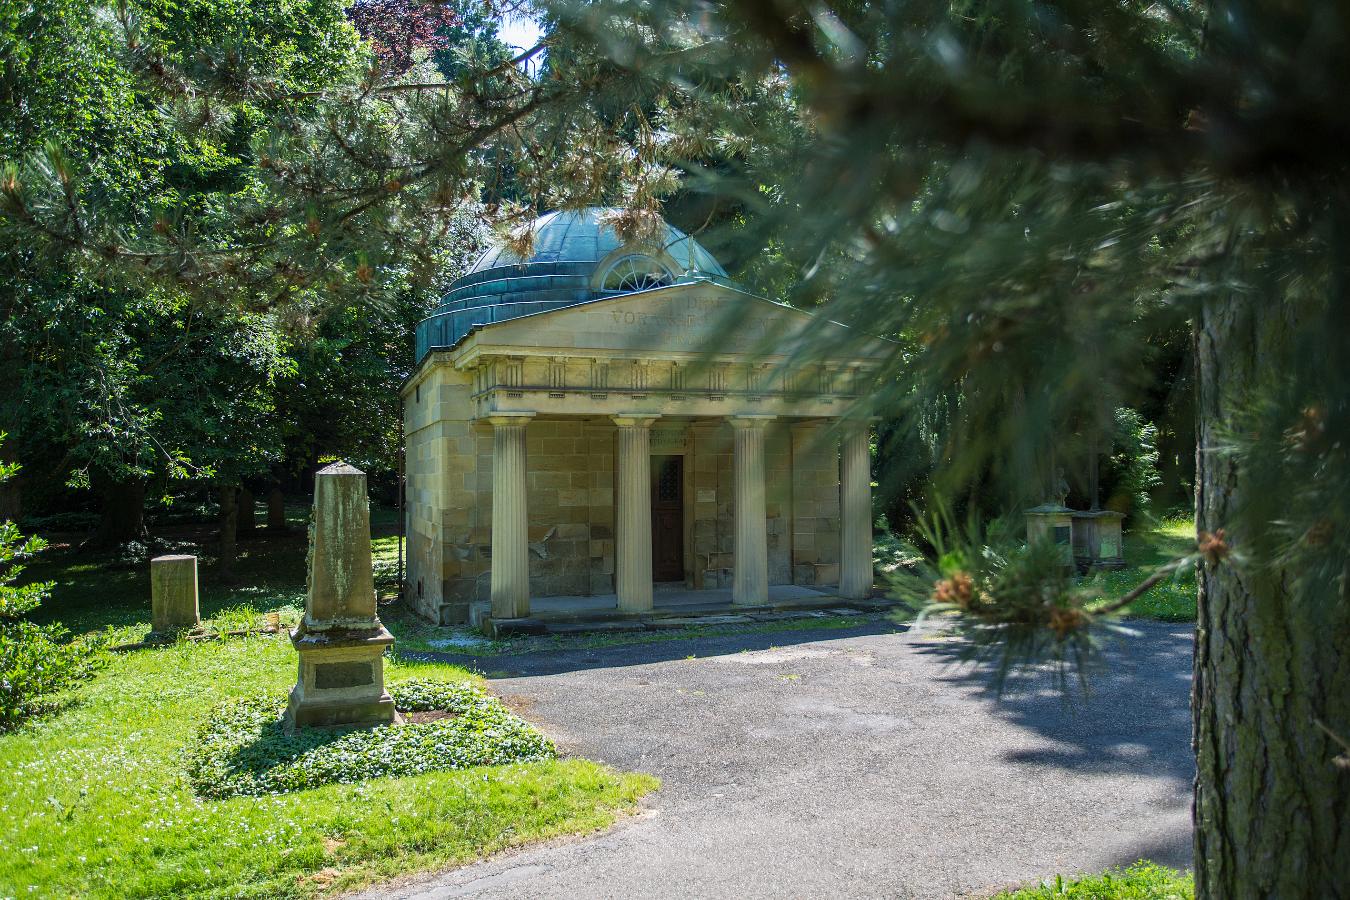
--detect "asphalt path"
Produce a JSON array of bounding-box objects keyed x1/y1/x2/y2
[{"x1": 360, "y1": 619, "x2": 1194, "y2": 899}]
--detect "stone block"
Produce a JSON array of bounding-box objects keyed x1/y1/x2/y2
[
  {"x1": 556, "y1": 522, "x2": 589, "y2": 540},
  {"x1": 558, "y1": 488, "x2": 589, "y2": 507},
  {"x1": 444, "y1": 455, "x2": 474, "y2": 474},
  {"x1": 304, "y1": 464, "x2": 377, "y2": 625},
  {"x1": 444, "y1": 577, "x2": 479, "y2": 603},
  {"x1": 437, "y1": 601, "x2": 475, "y2": 631},
  {"x1": 531, "y1": 454, "x2": 564, "y2": 472},
  {"x1": 648, "y1": 615, "x2": 752, "y2": 629},
  {"x1": 286, "y1": 626, "x2": 397, "y2": 729},
  {"x1": 150, "y1": 554, "x2": 199, "y2": 632},
  {"x1": 489, "y1": 617, "x2": 547, "y2": 637}
]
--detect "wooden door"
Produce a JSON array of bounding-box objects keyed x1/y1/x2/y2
[{"x1": 651, "y1": 455, "x2": 684, "y2": 582}]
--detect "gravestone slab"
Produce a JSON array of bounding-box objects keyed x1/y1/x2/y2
[{"x1": 151, "y1": 554, "x2": 199, "y2": 633}]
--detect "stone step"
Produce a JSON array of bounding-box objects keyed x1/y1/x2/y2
[{"x1": 644, "y1": 615, "x2": 755, "y2": 630}]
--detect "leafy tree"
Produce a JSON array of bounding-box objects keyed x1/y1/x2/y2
[
  {"x1": 0, "y1": 444, "x2": 96, "y2": 729},
  {"x1": 539, "y1": 0, "x2": 1349, "y2": 894},
  {"x1": 347, "y1": 0, "x2": 466, "y2": 74},
  {"x1": 0, "y1": 0, "x2": 712, "y2": 547}
]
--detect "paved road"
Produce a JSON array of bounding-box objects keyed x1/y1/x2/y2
[{"x1": 363, "y1": 620, "x2": 1194, "y2": 899}]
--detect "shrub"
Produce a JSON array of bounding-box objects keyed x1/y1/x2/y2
[
  {"x1": 0, "y1": 456, "x2": 101, "y2": 730},
  {"x1": 185, "y1": 678, "x2": 557, "y2": 799}
]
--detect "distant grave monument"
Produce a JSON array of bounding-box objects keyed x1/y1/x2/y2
[
  {"x1": 1024, "y1": 503, "x2": 1074, "y2": 567},
  {"x1": 284, "y1": 462, "x2": 397, "y2": 730},
  {"x1": 1072, "y1": 509, "x2": 1126, "y2": 570},
  {"x1": 150, "y1": 554, "x2": 200, "y2": 633}
]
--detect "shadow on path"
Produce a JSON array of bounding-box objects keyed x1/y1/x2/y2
[
  {"x1": 397, "y1": 618, "x2": 908, "y2": 677},
  {"x1": 913, "y1": 622, "x2": 1194, "y2": 788}
]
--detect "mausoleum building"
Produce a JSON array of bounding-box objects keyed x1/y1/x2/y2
[{"x1": 402, "y1": 208, "x2": 889, "y2": 627}]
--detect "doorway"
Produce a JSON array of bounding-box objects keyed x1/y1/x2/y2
[{"x1": 651, "y1": 455, "x2": 684, "y2": 582}]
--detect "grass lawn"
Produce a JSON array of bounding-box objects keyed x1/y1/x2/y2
[
  {"x1": 1087, "y1": 516, "x2": 1197, "y2": 622},
  {"x1": 3, "y1": 511, "x2": 657, "y2": 898},
  {"x1": 991, "y1": 861, "x2": 1193, "y2": 899}
]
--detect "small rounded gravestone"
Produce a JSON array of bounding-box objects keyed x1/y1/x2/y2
[{"x1": 151, "y1": 554, "x2": 200, "y2": 633}]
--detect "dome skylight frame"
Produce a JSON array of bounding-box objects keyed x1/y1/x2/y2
[{"x1": 599, "y1": 254, "x2": 676, "y2": 293}]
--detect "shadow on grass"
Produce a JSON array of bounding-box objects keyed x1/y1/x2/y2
[{"x1": 219, "y1": 713, "x2": 348, "y2": 784}]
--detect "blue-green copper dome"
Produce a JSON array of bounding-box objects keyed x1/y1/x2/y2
[{"x1": 415, "y1": 208, "x2": 729, "y2": 361}]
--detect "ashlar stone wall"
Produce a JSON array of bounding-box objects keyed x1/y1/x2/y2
[{"x1": 406, "y1": 368, "x2": 845, "y2": 624}]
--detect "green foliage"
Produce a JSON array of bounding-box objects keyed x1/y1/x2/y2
[
  {"x1": 0, "y1": 451, "x2": 100, "y2": 729},
  {"x1": 990, "y1": 861, "x2": 1193, "y2": 899},
  {"x1": 1099, "y1": 407, "x2": 1163, "y2": 522},
  {"x1": 0, "y1": 619, "x2": 93, "y2": 729},
  {"x1": 0, "y1": 0, "x2": 432, "y2": 521},
  {"x1": 185, "y1": 678, "x2": 556, "y2": 799}
]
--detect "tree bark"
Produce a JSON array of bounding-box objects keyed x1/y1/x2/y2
[
  {"x1": 1193, "y1": 297, "x2": 1350, "y2": 897},
  {"x1": 237, "y1": 486, "x2": 256, "y2": 536},
  {"x1": 93, "y1": 474, "x2": 146, "y2": 545},
  {"x1": 218, "y1": 485, "x2": 238, "y2": 577},
  {"x1": 267, "y1": 485, "x2": 287, "y2": 531}
]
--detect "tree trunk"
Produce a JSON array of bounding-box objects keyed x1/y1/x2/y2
[
  {"x1": 237, "y1": 487, "x2": 256, "y2": 536},
  {"x1": 94, "y1": 474, "x2": 146, "y2": 545},
  {"x1": 1193, "y1": 297, "x2": 1350, "y2": 896},
  {"x1": 267, "y1": 485, "x2": 287, "y2": 531},
  {"x1": 218, "y1": 485, "x2": 238, "y2": 577}
]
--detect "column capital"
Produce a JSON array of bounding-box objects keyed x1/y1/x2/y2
[
  {"x1": 728, "y1": 414, "x2": 776, "y2": 430},
  {"x1": 486, "y1": 412, "x2": 535, "y2": 427},
  {"x1": 612, "y1": 414, "x2": 660, "y2": 428}
]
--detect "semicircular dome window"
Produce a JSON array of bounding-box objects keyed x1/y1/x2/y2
[{"x1": 600, "y1": 254, "x2": 674, "y2": 293}]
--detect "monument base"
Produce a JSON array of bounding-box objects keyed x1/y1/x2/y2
[{"x1": 284, "y1": 623, "x2": 399, "y2": 730}]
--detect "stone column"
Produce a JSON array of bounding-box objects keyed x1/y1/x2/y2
[
  {"x1": 839, "y1": 420, "x2": 874, "y2": 599},
  {"x1": 150, "y1": 554, "x2": 199, "y2": 633},
  {"x1": 285, "y1": 462, "x2": 396, "y2": 730},
  {"x1": 613, "y1": 415, "x2": 658, "y2": 612},
  {"x1": 489, "y1": 414, "x2": 533, "y2": 619},
  {"x1": 731, "y1": 416, "x2": 773, "y2": 605}
]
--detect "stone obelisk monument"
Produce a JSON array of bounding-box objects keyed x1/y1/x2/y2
[{"x1": 284, "y1": 462, "x2": 397, "y2": 730}]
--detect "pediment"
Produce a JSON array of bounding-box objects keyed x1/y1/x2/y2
[{"x1": 455, "y1": 282, "x2": 890, "y2": 363}]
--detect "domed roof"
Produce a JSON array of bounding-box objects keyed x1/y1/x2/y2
[
  {"x1": 468, "y1": 208, "x2": 726, "y2": 276},
  {"x1": 415, "y1": 208, "x2": 729, "y2": 362}
]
